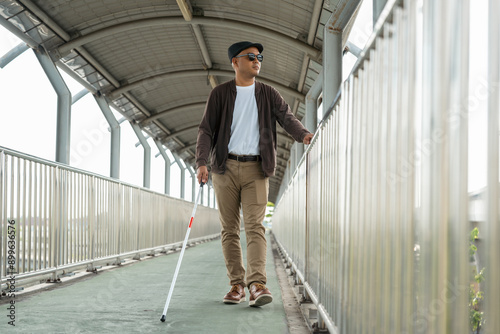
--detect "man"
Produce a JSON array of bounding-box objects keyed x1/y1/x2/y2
[{"x1": 196, "y1": 41, "x2": 313, "y2": 307}]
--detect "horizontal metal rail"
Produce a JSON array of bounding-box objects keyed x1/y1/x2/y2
[{"x1": 0, "y1": 233, "x2": 219, "y2": 284}]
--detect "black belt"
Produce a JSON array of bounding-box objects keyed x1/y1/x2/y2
[{"x1": 228, "y1": 154, "x2": 262, "y2": 162}]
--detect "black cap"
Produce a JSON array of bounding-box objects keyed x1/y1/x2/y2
[{"x1": 228, "y1": 41, "x2": 264, "y2": 62}]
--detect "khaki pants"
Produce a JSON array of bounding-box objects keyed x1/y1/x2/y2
[{"x1": 212, "y1": 159, "x2": 269, "y2": 287}]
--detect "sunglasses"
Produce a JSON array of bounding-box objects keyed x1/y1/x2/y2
[{"x1": 235, "y1": 53, "x2": 264, "y2": 62}]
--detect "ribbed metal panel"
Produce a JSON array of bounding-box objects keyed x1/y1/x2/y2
[
  {"x1": 273, "y1": 0, "x2": 473, "y2": 332},
  {"x1": 485, "y1": 0, "x2": 500, "y2": 332}
]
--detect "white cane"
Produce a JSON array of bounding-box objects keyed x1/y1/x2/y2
[{"x1": 160, "y1": 182, "x2": 205, "y2": 322}]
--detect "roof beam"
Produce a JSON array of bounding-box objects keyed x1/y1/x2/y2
[
  {"x1": 176, "y1": 0, "x2": 193, "y2": 21},
  {"x1": 20, "y1": 0, "x2": 121, "y2": 88},
  {"x1": 0, "y1": 16, "x2": 37, "y2": 48},
  {"x1": 192, "y1": 24, "x2": 211, "y2": 68},
  {"x1": 141, "y1": 102, "x2": 206, "y2": 125},
  {"x1": 308, "y1": 0, "x2": 324, "y2": 45},
  {"x1": 173, "y1": 142, "x2": 197, "y2": 154},
  {"x1": 162, "y1": 124, "x2": 199, "y2": 142},
  {"x1": 174, "y1": 0, "x2": 218, "y2": 88},
  {"x1": 56, "y1": 16, "x2": 321, "y2": 61},
  {"x1": 328, "y1": 0, "x2": 363, "y2": 31},
  {"x1": 107, "y1": 69, "x2": 305, "y2": 101},
  {"x1": 16, "y1": 0, "x2": 196, "y2": 159},
  {"x1": 192, "y1": 23, "x2": 218, "y2": 88},
  {"x1": 56, "y1": 60, "x2": 98, "y2": 93}
]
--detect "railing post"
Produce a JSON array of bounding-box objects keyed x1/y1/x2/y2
[
  {"x1": 172, "y1": 153, "x2": 186, "y2": 200},
  {"x1": 305, "y1": 72, "x2": 323, "y2": 134},
  {"x1": 187, "y1": 167, "x2": 196, "y2": 203},
  {"x1": 323, "y1": 15, "x2": 342, "y2": 118},
  {"x1": 154, "y1": 140, "x2": 171, "y2": 195},
  {"x1": 130, "y1": 123, "x2": 151, "y2": 188}
]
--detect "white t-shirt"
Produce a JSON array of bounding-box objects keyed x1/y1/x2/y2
[{"x1": 228, "y1": 83, "x2": 260, "y2": 155}]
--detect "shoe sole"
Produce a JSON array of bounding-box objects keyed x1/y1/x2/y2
[
  {"x1": 223, "y1": 297, "x2": 246, "y2": 304},
  {"x1": 249, "y1": 294, "x2": 273, "y2": 307}
]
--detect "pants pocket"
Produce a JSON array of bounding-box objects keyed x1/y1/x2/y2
[{"x1": 254, "y1": 177, "x2": 269, "y2": 205}]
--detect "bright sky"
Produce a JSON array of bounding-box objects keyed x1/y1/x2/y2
[
  {"x1": 468, "y1": 0, "x2": 489, "y2": 192},
  {"x1": 0, "y1": 0, "x2": 489, "y2": 199},
  {"x1": 0, "y1": 26, "x2": 196, "y2": 202}
]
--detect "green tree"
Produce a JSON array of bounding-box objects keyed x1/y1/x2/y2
[
  {"x1": 469, "y1": 227, "x2": 485, "y2": 333},
  {"x1": 263, "y1": 202, "x2": 274, "y2": 228}
]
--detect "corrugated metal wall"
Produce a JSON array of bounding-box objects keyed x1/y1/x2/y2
[{"x1": 273, "y1": 0, "x2": 499, "y2": 332}]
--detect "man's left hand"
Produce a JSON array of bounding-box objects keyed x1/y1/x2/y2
[{"x1": 303, "y1": 133, "x2": 313, "y2": 145}]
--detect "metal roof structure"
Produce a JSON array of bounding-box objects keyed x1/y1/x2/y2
[{"x1": 0, "y1": 0, "x2": 361, "y2": 202}]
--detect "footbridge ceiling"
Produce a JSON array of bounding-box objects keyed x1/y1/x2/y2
[{"x1": 0, "y1": 0, "x2": 361, "y2": 202}]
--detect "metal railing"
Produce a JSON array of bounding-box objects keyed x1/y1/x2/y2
[
  {"x1": 0, "y1": 146, "x2": 220, "y2": 285},
  {"x1": 272, "y1": 0, "x2": 496, "y2": 333}
]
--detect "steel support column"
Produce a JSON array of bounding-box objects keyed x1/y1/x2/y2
[
  {"x1": 154, "y1": 141, "x2": 171, "y2": 195},
  {"x1": 290, "y1": 143, "x2": 297, "y2": 174},
  {"x1": 201, "y1": 184, "x2": 205, "y2": 206},
  {"x1": 207, "y1": 184, "x2": 211, "y2": 208},
  {"x1": 34, "y1": 47, "x2": 72, "y2": 164},
  {"x1": 296, "y1": 142, "x2": 304, "y2": 166},
  {"x1": 180, "y1": 167, "x2": 185, "y2": 200},
  {"x1": 172, "y1": 153, "x2": 186, "y2": 199},
  {"x1": 323, "y1": 21, "x2": 342, "y2": 117},
  {"x1": 94, "y1": 96, "x2": 120, "y2": 179},
  {"x1": 131, "y1": 123, "x2": 151, "y2": 188},
  {"x1": 187, "y1": 167, "x2": 196, "y2": 202},
  {"x1": 305, "y1": 72, "x2": 323, "y2": 133}
]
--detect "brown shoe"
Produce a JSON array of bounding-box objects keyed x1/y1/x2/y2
[
  {"x1": 249, "y1": 283, "x2": 273, "y2": 307},
  {"x1": 223, "y1": 284, "x2": 246, "y2": 304}
]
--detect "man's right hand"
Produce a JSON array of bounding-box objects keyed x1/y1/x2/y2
[{"x1": 197, "y1": 166, "x2": 209, "y2": 184}]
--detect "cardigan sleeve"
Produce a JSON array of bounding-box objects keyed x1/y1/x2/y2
[
  {"x1": 271, "y1": 87, "x2": 311, "y2": 142},
  {"x1": 196, "y1": 88, "x2": 219, "y2": 168}
]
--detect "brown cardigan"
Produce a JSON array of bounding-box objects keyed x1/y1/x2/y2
[{"x1": 196, "y1": 79, "x2": 310, "y2": 177}]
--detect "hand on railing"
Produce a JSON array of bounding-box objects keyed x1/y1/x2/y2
[{"x1": 303, "y1": 133, "x2": 313, "y2": 145}]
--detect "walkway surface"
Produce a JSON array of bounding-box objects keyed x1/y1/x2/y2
[{"x1": 1, "y1": 233, "x2": 293, "y2": 333}]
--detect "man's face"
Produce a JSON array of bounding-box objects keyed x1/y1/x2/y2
[{"x1": 233, "y1": 46, "x2": 262, "y2": 77}]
